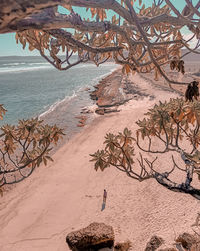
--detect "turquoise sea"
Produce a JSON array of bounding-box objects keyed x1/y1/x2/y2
[{"x1": 0, "y1": 56, "x2": 117, "y2": 138}]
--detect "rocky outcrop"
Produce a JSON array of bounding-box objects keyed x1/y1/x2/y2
[
  {"x1": 145, "y1": 236, "x2": 164, "y2": 251},
  {"x1": 75, "y1": 115, "x2": 88, "y2": 127},
  {"x1": 66, "y1": 222, "x2": 114, "y2": 251},
  {"x1": 95, "y1": 107, "x2": 120, "y2": 115},
  {"x1": 90, "y1": 70, "x2": 136, "y2": 108},
  {"x1": 90, "y1": 69, "x2": 152, "y2": 115},
  {"x1": 114, "y1": 240, "x2": 132, "y2": 250},
  {"x1": 81, "y1": 107, "x2": 93, "y2": 114},
  {"x1": 66, "y1": 224, "x2": 200, "y2": 251},
  {"x1": 175, "y1": 232, "x2": 198, "y2": 250},
  {"x1": 150, "y1": 232, "x2": 200, "y2": 251},
  {"x1": 90, "y1": 70, "x2": 126, "y2": 107},
  {"x1": 95, "y1": 108, "x2": 105, "y2": 115}
]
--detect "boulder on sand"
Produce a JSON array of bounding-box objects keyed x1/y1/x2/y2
[
  {"x1": 145, "y1": 235, "x2": 164, "y2": 251},
  {"x1": 66, "y1": 222, "x2": 114, "y2": 251}
]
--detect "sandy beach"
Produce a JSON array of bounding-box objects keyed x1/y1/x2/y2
[{"x1": 1, "y1": 71, "x2": 200, "y2": 251}]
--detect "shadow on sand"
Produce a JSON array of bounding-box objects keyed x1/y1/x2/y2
[{"x1": 101, "y1": 202, "x2": 106, "y2": 211}]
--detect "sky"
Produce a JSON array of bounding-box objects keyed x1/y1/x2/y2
[{"x1": 0, "y1": 0, "x2": 198, "y2": 56}]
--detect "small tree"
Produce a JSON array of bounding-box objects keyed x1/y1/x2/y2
[
  {"x1": 91, "y1": 98, "x2": 200, "y2": 200},
  {"x1": 0, "y1": 106, "x2": 64, "y2": 193},
  {"x1": 0, "y1": 0, "x2": 199, "y2": 85}
]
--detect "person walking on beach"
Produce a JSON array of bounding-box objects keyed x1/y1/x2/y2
[{"x1": 103, "y1": 189, "x2": 107, "y2": 204}]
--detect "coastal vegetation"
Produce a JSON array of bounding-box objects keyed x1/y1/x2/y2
[
  {"x1": 0, "y1": 0, "x2": 200, "y2": 195},
  {"x1": 91, "y1": 98, "x2": 200, "y2": 200},
  {"x1": 0, "y1": 107, "x2": 64, "y2": 192}
]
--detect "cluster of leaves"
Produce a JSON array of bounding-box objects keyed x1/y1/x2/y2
[
  {"x1": 90, "y1": 128, "x2": 134, "y2": 172},
  {"x1": 74, "y1": 31, "x2": 115, "y2": 65},
  {"x1": 16, "y1": 27, "x2": 116, "y2": 69},
  {"x1": 16, "y1": 30, "x2": 69, "y2": 69},
  {"x1": 88, "y1": 8, "x2": 107, "y2": 21},
  {"x1": 170, "y1": 58, "x2": 185, "y2": 74},
  {"x1": 0, "y1": 118, "x2": 64, "y2": 191},
  {"x1": 13, "y1": 0, "x2": 196, "y2": 83},
  {"x1": 91, "y1": 98, "x2": 200, "y2": 196},
  {"x1": 16, "y1": 30, "x2": 50, "y2": 52},
  {"x1": 123, "y1": 13, "x2": 184, "y2": 78},
  {"x1": 136, "y1": 98, "x2": 200, "y2": 149},
  {"x1": 140, "y1": 3, "x2": 171, "y2": 17}
]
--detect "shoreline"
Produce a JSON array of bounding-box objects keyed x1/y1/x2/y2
[
  {"x1": 1, "y1": 66, "x2": 200, "y2": 250},
  {"x1": 0, "y1": 61, "x2": 117, "y2": 126},
  {"x1": 35, "y1": 65, "x2": 119, "y2": 154},
  {"x1": 45, "y1": 67, "x2": 152, "y2": 154},
  {"x1": 39, "y1": 65, "x2": 200, "y2": 157}
]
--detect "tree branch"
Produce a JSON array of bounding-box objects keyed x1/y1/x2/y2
[{"x1": 48, "y1": 29, "x2": 123, "y2": 54}]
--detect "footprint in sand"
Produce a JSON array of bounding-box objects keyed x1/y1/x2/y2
[{"x1": 85, "y1": 195, "x2": 92, "y2": 198}]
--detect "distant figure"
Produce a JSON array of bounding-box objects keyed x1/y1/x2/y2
[
  {"x1": 101, "y1": 189, "x2": 107, "y2": 211},
  {"x1": 103, "y1": 189, "x2": 107, "y2": 203}
]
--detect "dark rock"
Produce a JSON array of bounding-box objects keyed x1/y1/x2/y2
[
  {"x1": 90, "y1": 92, "x2": 98, "y2": 101},
  {"x1": 175, "y1": 232, "x2": 197, "y2": 249},
  {"x1": 77, "y1": 123, "x2": 85, "y2": 127},
  {"x1": 104, "y1": 108, "x2": 120, "y2": 114},
  {"x1": 95, "y1": 108, "x2": 105, "y2": 115},
  {"x1": 95, "y1": 107, "x2": 120, "y2": 115},
  {"x1": 158, "y1": 232, "x2": 200, "y2": 251},
  {"x1": 75, "y1": 115, "x2": 87, "y2": 127},
  {"x1": 66, "y1": 222, "x2": 114, "y2": 251},
  {"x1": 81, "y1": 108, "x2": 93, "y2": 114},
  {"x1": 114, "y1": 240, "x2": 132, "y2": 250},
  {"x1": 145, "y1": 235, "x2": 164, "y2": 251}
]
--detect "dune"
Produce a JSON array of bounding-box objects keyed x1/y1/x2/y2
[{"x1": 0, "y1": 73, "x2": 200, "y2": 251}]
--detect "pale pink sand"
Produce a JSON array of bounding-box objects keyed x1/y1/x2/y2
[{"x1": 0, "y1": 74, "x2": 200, "y2": 251}]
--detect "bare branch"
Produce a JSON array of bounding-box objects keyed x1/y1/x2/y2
[{"x1": 184, "y1": 0, "x2": 200, "y2": 18}]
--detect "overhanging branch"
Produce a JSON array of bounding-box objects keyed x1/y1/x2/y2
[{"x1": 48, "y1": 29, "x2": 123, "y2": 53}]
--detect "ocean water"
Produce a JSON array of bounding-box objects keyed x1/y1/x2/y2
[{"x1": 0, "y1": 56, "x2": 117, "y2": 138}]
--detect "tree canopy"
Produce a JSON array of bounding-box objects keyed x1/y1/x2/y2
[{"x1": 0, "y1": 0, "x2": 200, "y2": 84}]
